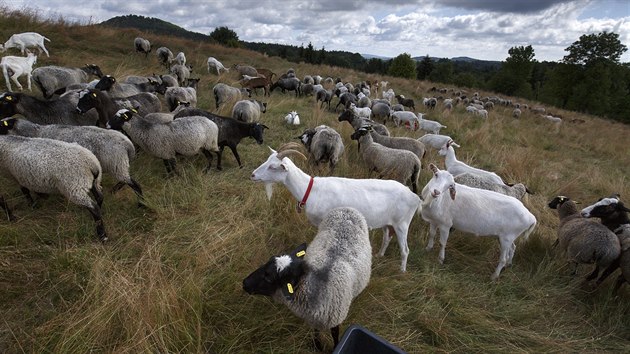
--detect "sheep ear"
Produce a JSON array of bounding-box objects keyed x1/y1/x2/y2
[
  {"x1": 262, "y1": 124, "x2": 269, "y2": 129},
  {"x1": 429, "y1": 163, "x2": 439, "y2": 173}
]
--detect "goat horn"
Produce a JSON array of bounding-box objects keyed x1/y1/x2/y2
[
  {"x1": 277, "y1": 149, "x2": 307, "y2": 161},
  {"x1": 278, "y1": 142, "x2": 305, "y2": 152}
]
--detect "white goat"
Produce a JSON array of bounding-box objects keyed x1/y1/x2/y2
[
  {"x1": 284, "y1": 111, "x2": 300, "y2": 125},
  {"x1": 439, "y1": 139, "x2": 505, "y2": 185},
  {"x1": 349, "y1": 103, "x2": 371, "y2": 119},
  {"x1": 418, "y1": 113, "x2": 447, "y2": 134},
  {"x1": 1, "y1": 53, "x2": 37, "y2": 91},
  {"x1": 251, "y1": 147, "x2": 421, "y2": 272},
  {"x1": 207, "y1": 56, "x2": 229, "y2": 75},
  {"x1": 382, "y1": 88, "x2": 395, "y2": 103},
  {"x1": 2, "y1": 32, "x2": 50, "y2": 57},
  {"x1": 421, "y1": 164, "x2": 537, "y2": 280},
  {"x1": 391, "y1": 111, "x2": 420, "y2": 130}
]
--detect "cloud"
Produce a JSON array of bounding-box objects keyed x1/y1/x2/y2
[{"x1": 438, "y1": 0, "x2": 578, "y2": 14}]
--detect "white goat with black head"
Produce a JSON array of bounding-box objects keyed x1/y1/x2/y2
[
  {"x1": 251, "y1": 146, "x2": 421, "y2": 272},
  {"x1": 421, "y1": 164, "x2": 536, "y2": 280}
]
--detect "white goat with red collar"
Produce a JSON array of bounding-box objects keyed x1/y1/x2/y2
[
  {"x1": 251, "y1": 147, "x2": 421, "y2": 272},
  {"x1": 420, "y1": 164, "x2": 536, "y2": 280}
]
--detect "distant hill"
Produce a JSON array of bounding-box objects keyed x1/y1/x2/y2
[{"x1": 100, "y1": 14, "x2": 215, "y2": 43}]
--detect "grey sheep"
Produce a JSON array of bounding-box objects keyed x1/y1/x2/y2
[
  {"x1": 454, "y1": 172, "x2": 528, "y2": 201},
  {"x1": 94, "y1": 75, "x2": 167, "y2": 98},
  {"x1": 134, "y1": 37, "x2": 151, "y2": 57},
  {"x1": 316, "y1": 89, "x2": 333, "y2": 110},
  {"x1": 233, "y1": 64, "x2": 258, "y2": 78},
  {"x1": 548, "y1": 196, "x2": 621, "y2": 282},
  {"x1": 156, "y1": 46, "x2": 174, "y2": 68},
  {"x1": 0, "y1": 133, "x2": 106, "y2": 241},
  {"x1": 243, "y1": 206, "x2": 372, "y2": 349},
  {"x1": 32, "y1": 64, "x2": 103, "y2": 98},
  {"x1": 231, "y1": 99, "x2": 267, "y2": 123},
  {"x1": 107, "y1": 109, "x2": 219, "y2": 176},
  {"x1": 169, "y1": 64, "x2": 192, "y2": 86},
  {"x1": 338, "y1": 108, "x2": 390, "y2": 137},
  {"x1": 357, "y1": 95, "x2": 371, "y2": 108},
  {"x1": 76, "y1": 89, "x2": 161, "y2": 126},
  {"x1": 213, "y1": 83, "x2": 250, "y2": 109},
  {"x1": 165, "y1": 85, "x2": 198, "y2": 111},
  {"x1": 369, "y1": 131, "x2": 425, "y2": 161},
  {"x1": 370, "y1": 102, "x2": 391, "y2": 123},
  {"x1": 351, "y1": 126, "x2": 421, "y2": 193},
  {"x1": 297, "y1": 125, "x2": 345, "y2": 172},
  {"x1": 0, "y1": 91, "x2": 100, "y2": 126},
  {"x1": 159, "y1": 74, "x2": 179, "y2": 88},
  {"x1": 0, "y1": 117, "x2": 143, "y2": 204},
  {"x1": 418, "y1": 133, "x2": 460, "y2": 150}
]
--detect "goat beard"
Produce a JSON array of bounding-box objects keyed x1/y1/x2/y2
[{"x1": 264, "y1": 183, "x2": 274, "y2": 201}]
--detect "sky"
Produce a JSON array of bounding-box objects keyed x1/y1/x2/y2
[{"x1": 2, "y1": 0, "x2": 629, "y2": 62}]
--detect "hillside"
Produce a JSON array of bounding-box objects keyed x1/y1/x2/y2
[{"x1": 0, "y1": 7, "x2": 629, "y2": 354}]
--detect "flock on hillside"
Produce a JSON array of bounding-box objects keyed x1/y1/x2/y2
[{"x1": 0, "y1": 31, "x2": 626, "y2": 350}]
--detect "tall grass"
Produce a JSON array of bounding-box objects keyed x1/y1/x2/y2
[{"x1": 0, "y1": 7, "x2": 629, "y2": 353}]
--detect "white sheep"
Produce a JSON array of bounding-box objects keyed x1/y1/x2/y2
[
  {"x1": 421, "y1": 164, "x2": 537, "y2": 280},
  {"x1": 439, "y1": 139, "x2": 505, "y2": 185},
  {"x1": 251, "y1": 147, "x2": 421, "y2": 272},
  {"x1": 1, "y1": 52, "x2": 37, "y2": 91},
  {"x1": 174, "y1": 51, "x2": 186, "y2": 66},
  {"x1": 382, "y1": 88, "x2": 395, "y2": 103},
  {"x1": 243, "y1": 207, "x2": 372, "y2": 349},
  {"x1": 1, "y1": 32, "x2": 50, "y2": 57},
  {"x1": 284, "y1": 110, "x2": 300, "y2": 125},
  {"x1": 349, "y1": 102, "x2": 371, "y2": 119},
  {"x1": 390, "y1": 111, "x2": 420, "y2": 130}
]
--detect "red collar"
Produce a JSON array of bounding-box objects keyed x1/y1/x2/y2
[{"x1": 297, "y1": 176, "x2": 314, "y2": 213}]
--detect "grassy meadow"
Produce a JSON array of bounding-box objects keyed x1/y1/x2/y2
[{"x1": 0, "y1": 8, "x2": 629, "y2": 353}]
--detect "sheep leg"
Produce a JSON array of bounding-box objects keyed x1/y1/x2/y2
[
  {"x1": 377, "y1": 226, "x2": 393, "y2": 257},
  {"x1": 91, "y1": 185, "x2": 104, "y2": 208},
  {"x1": 202, "y1": 149, "x2": 214, "y2": 173},
  {"x1": 215, "y1": 148, "x2": 224, "y2": 171},
  {"x1": 437, "y1": 225, "x2": 451, "y2": 264},
  {"x1": 227, "y1": 145, "x2": 243, "y2": 168},
  {"x1": 86, "y1": 205, "x2": 107, "y2": 242},
  {"x1": 331, "y1": 326, "x2": 340, "y2": 348},
  {"x1": 596, "y1": 258, "x2": 620, "y2": 286},
  {"x1": 426, "y1": 223, "x2": 437, "y2": 251},
  {"x1": 20, "y1": 186, "x2": 35, "y2": 207},
  {"x1": 0, "y1": 195, "x2": 15, "y2": 221},
  {"x1": 586, "y1": 265, "x2": 600, "y2": 281}
]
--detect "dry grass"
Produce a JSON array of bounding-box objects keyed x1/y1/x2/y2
[{"x1": 0, "y1": 7, "x2": 629, "y2": 353}]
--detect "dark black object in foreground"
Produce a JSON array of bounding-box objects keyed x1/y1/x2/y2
[{"x1": 333, "y1": 324, "x2": 406, "y2": 354}]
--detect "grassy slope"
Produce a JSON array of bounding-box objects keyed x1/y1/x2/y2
[{"x1": 0, "y1": 8, "x2": 629, "y2": 353}]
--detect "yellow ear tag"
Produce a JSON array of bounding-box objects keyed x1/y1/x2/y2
[
  {"x1": 131, "y1": 108, "x2": 138, "y2": 113},
  {"x1": 286, "y1": 283, "x2": 294, "y2": 294},
  {"x1": 91, "y1": 92, "x2": 97, "y2": 98},
  {"x1": 5, "y1": 95, "x2": 12, "y2": 101},
  {"x1": 296, "y1": 250, "x2": 305, "y2": 258},
  {"x1": 2, "y1": 121, "x2": 8, "y2": 126}
]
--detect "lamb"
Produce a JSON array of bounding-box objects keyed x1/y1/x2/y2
[
  {"x1": 418, "y1": 134, "x2": 460, "y2": 150},
  {"x1": 173, "y1": 107, "x2": 268, "y2": 170},
  {"x1": 1, "y1": 32, "x2": 50, "y2": 57},
  {"x1": 169, "y1": 64, "x2": 192, "y2": 86},
  {"x1": 338, "y1": 108, "x2": 390, "y2": 137},
  {"x1": 32, "y1": 64, "x2": 103, "y2": 99},
  {"x1": 174, "y1": 51, "x2": 186, "y2": 66},
  {"x1": 284, "y1": 110, "x2": 300, "y2": 125},
  {"x1": 0, "y1": 91, "x2": 99, "y2": 126},
  {"x1": 1, "y1": 52, "x2": 37, "y2": 91},
  {"x1": 351, "y1": 126, "x2": 421, "y2": 193},
  {"x1": 0, "y1": 117, "x2": 143, "y2": 203},
  {"x1": 107, "y1": 109, "x2": 219, "y2": 175},
  {"x1": 439, "y1": 139, "x2": 505, "y2": 185},
  {"x1": 297, "y1": 125, "x2": 345, "y2": 172},
  {"x1": 165, "y1": 85, "x2": 198, "y2": 111},
  {"x1": 548, "y1": 196, "x2": 621, "y2": 282},
  {"x1": 250, "y1": 146, "x2": 421, "y2": 272},
  {"x1": 232, "y1": 99, "x2": 267, "y2": 123},
  {"x1": 213, "y1": 83, "x2": 250, "y2": 109},
  {"x1": 395, "y1": 94, "x2": 415, "y2": 110},
  {"x1": 417, "y1": 113, "x2": 447, "y2": 134},
  {"x1": 422, "y1": 164, "x2": 537, "y2": 280},
  {"x1": 207, "y1": 57, "x2": 229, "y2": 75},
  {"x1": 454, "y1": 173, "x2": 528, "y2": 201},
  {"x1": 243, "y1": 207, "x2": 371, "y2": 349},
  {"x1": 134, "y1": 37, "x2": 151, "y2": 57},
  {"x1": 156, "y1": 47, "x2": 174, "y2": 68},
  {"x1": 0, "y1": 134, "x2": 106, "y2": 241},
  {"x1": 368, "y1": 131, "x2": 426, "y2": 161}
]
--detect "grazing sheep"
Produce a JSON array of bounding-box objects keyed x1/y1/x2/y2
[
  {"x1": 107, "y1": 109, "x2": 219, "y2": 175},
  {"x1": 418, "y1": 134, "x2": 460, "y2": 150},
  {"x1": 213, "y1": 83, "x2": 250, "y2": 109},
  {"x1": 174, "y1": 51, "x2": 186, "y2": 65},
  {"x1": 439, "y1": 139, "x2": 505, "y2": 185},
  {"x1": 255, "y1": 68, "x2": 276, "y2": 82},
  {"x1": 170, "y1": 64, "x2": 192, "y2": 86},
  {"x1": 338, "y1": 108, "x2": 390, "y2": 137},
  {"x1": 1, "y1": 52, "x2": 37, "y2": 91},
  {"x1": 421, "y1": 164, "x2": 536, "y2": 279},
  {"x1": 134, "y1": 37, "x2": 151, "y2": 57},
  {"x1": 270, "y1": 77, "x2": 301, "y2": 96},
  {"x1": 243, "y1": 207, "x2": 371, "y2": 349},
  {"x1": 207, "y1": 57, "x2": 229, "y2": 75},
  {"x1": 156, "y1": 47, "x2": 174, "y2": 68},
  {"x1": 284, "y1": 110, "x2": 300, "y2": 125},
  {"x1": 334, "y1": 92, "x2": 357, "y2": 112},
  {"x1": 422, "y1": 97, "x2": 437, "y2": 110},
  {"x1": 548, "y1": 196, "x2": 621, "y2": 282},
  {"x1": 32, "y1": 64, "x2": 103, "y2": 99},
  {"x1": 159, "y1": 74, "x2": 179, "y2": 88},
  {"x1": 390, "y1": 111, "x2": 420, "y2": 130},
  {"x1": 0, "y1": 134, "x2": 106, "y2": 241},
  {"x1": 174, "y1": 107, "x2": 268, "y2": 170},
  {"x1": 1, "y1": 32, "x2": 50, "y2": 57},
  {"x1": 165, "y1": 85, "x2": 198, "y2": 111},
  {"x1": 316, "y1": 89, "x2": 333, "y2": 110},
  {"x1": 395, "y1": 94, "x2": 415, "y2": 110},
  {"x1": 0, "y1": 91, "x2": 99, "y2": 126},
  {"x1": 370, "y1": 102, "x2": 391, "y2": 123},
  {"x1": 297, "y1": 125, "x2": 345, "y2": 172},
  {"x1": 232, "y1": 99, "x2": 267, "y2": 123},
  {"x1": 454, "y1": 173, "x2": 528, "y2": 201},
  {"x1": 351, "y1": 126, "x2": 421, "y2": 193},
  {"x1": 0, "y1": 117, "x2": 143, "y2": 203},
  {"x1": 95, "y1": 75, "x2": 167, "y2": 98}
]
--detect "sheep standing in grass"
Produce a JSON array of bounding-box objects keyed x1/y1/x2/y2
[
  {"x1": 0, "y1": 91, "x2": 99, "y2": 126},
  {"x1": 213, "y1": 83, "x2": 250, "y2": 109},
  {"x1": 369, "y1": 131, "x2": 425, "y2": 161},
  {"x1": 174, "y1": 52, "x2": 186, "y2": 66},
  {"x1": 297, "y1": 125, "x2": 344, "y2": 172},
  {"x1": 134, "y1": 37, "x2": 151, "y2": 57},
  {"x1": 0, "y1": 133, "x2": 106, "y2": 241},
  {"x1": 1, "y1": 32, "x2": 50, "y2": 57},
  {"x1": 0, "y1": 117, "x2": 143, "y2": 204},
  {"x1": 351, "y1": 126, "x2": 421, "y2": 193},
  {"x1": 338, "y1": 108, "x2": 390, "y2": 137},
  {"x1": 170, "y1": 64, "x2": 192, "y2": 87},
  {"x1": 165, "y1": 84, "x2": 198, "y2": 111},
  {"x1": 32, "y1": 64, "x2": 103, "y2": 98},
  {"x1": 395, "y1": 94, "x2": 415, "y2": 110},
  {"x1": 1, "y1": 52, "x2": 37, "y2": 91},
  {"x1": 156, "y1": 47, "x2": 174, "y2": 68},
  {"x1": 422, "y1": 164, "x2": 537, "y2": 280},
  {"x1": 243, "y1": 207, "x2": 371, "y2": 349},
  {"x1": 232, "y1": 99, "x2": 267, "y2": 123},
  {"x1": 454, "y1": 173, "x2": 528, "y2": 201},
  {"x1": 107, "y1": 109, "x2": 219, "y2": 175},
  {"x1": 548, "y1": 196, "x2": 620, "y2": 282}
]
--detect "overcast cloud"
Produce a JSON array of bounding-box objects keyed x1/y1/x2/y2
[{"x1": 2, "y1": 0, "x2": 629, "y2": 62}]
